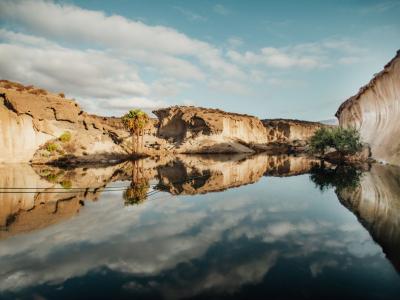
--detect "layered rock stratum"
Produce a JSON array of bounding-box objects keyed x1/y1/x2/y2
[
  {"x1": 1, "y1": 80, "x2": 327, "y2": 164},
  {"x1": 336, "y1": 50, "x2": 400, "y2": 165}
]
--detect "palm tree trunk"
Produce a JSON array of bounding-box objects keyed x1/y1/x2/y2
[{"x1": 133, "y1": 131, "x2": 136, "y2": 154}]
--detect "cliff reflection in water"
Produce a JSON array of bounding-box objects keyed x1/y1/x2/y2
[
  {"x1": 1, "y1": 155, "x2": 400, "y2": 299},
  {"x1": 336, "y1": 164, "x2": 400, "y2": 272},
  {"x1": 0, "y1": 154, "x2": 319, "y2": 239}
]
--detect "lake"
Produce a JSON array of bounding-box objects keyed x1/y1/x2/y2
[{"x1": 1, "y1": 154, "x2": 400, "y2": 299}]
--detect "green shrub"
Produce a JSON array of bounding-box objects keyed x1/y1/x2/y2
[
  {"x1": 309, "y1": 127, "x2": 362, "y2": 156},
  {"x1": 59, "y1": 131, "x2": 72, "y2": 143},
  {"x1": 46, "y1": 143, "x2": 58, "y2": 152}
]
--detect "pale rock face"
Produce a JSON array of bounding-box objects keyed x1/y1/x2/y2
[
  {"x1": 336, "y1": 50, "x2": 400, "y2": 165},
  {"x1": 0, "y1": 82, "x2": 130, "y2": 163},
  {"x1": 1, "y1": 81, "x2": 330, "y2": 162},
  {"x1": 262, "y1": 119, "x2": 328, "y2": 142},
  {"x1": 153, "y1": 106, "x2": 269, "y2": 153},
  {"x1": 0, "y1": 104, "x2": 53, "y2": 163}
]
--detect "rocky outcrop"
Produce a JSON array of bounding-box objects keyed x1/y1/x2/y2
[
  {"x1": 336, "y1": 50, "x2": 400, "y2": 166},
  {"x1": 0, "y1": 80, "x2": 131, "y2": 163},
  {"x1": 262, "y1": 119, "x2": 328, "y2": 142},
  {"x1": 0, "y1": 80, "x2": 330, "y2": 163},
  {"x1": 153, "y1": 106, "x2": 269, "y2": 153}
]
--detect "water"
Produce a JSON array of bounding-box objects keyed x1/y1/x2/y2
[{"x1": 1, "y1": 154, "x2": 400, "y2": 299}]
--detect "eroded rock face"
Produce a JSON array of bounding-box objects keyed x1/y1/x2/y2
[
  {"x1": 153, "y1": 106, "x2": 269, "y2": 153},
  {"x1": 0, "y1": 81, "x2": 130, "y2": 163},
  {"x1": 337, "y1": 164, "x2": 400, "y2": 271},
  {"x1": 262, "y1": 119, "x2": 328, "y2": 142},
  {"x1": 0, "y1": 81, "x2": 329, "y2": 163},
  {"x1": 336, "y1": 50, "x2": 400, "y2": 165}
]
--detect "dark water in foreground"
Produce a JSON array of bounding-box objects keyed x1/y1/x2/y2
[{"x1": 1, "y1": 154, "x2": 400, "y2": 299}]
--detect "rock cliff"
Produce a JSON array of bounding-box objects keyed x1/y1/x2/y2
[
  {"x1": 1, "y1": 80, "x2": 328, "y2": 163},
  {"x1": 336, "y1": 50, "x2": 400, "y2": 165},
  {"x1": 153, "y1": 106, "x2": 269, "y2": 153},
  {"x1": 262, "y1": 119, "x2": 328, "y2": 142},
  {"x1": 0, "y1": 80, "x2": 129, "y2": 163}
]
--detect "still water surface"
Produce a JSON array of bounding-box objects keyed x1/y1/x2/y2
[{"x1": 0, "y1": 154, "x2": 400, "y2": 299}]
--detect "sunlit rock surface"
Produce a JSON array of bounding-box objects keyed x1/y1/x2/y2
[
  {"x1": 337, "y1": 163, "x2": 400, "y2": 271},
  {"x1": 0, "y1": 81, "x2": 129, "y2": 163},
  {"x1": 336, "y1": 50, "x2": 400, "y2": 165},
  {"x1": 262, "y1": 119, "x2": 328, "y2": 142},
  {"x1": 153, "y1": 106, "x2": 269, "y2": 153},
  {"x1": 1, "y1": 81, "x2": 329, "y2": 162}
]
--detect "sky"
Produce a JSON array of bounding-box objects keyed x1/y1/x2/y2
[{"x1": 0, "y1": 0, "x2": 399, "y2": 120}]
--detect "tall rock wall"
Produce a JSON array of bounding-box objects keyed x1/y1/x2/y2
[{"x1": 336, "y1": 50, "x2": 400, "y2": 165}]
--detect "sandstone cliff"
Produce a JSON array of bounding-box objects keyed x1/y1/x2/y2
[
  {"x1": 336, "y1": 50, "x2": 400, "y2": 165},
  {"x1": 0, "y1": 80, "x2": 130, "y2": 163},
  {"x1": 1, "y1": 80, "x2": 328, "y2": 163},
  {"x1": 153, "y1": 106, "x2": 269, "y2": 153},
  {"x1": 262, "y1": 119, "x2": 327, "y2": 142}
]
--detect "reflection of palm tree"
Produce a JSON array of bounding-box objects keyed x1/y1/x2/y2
[
  {"x1": 123, "y1": 160, "x2": 149, "y2": 206},
  {"x1": 121, "y1": 109, "x2": 149, "y2": 154},
  {"x1": 123, "y1": 180, "x2": 150, "y2": 206}
]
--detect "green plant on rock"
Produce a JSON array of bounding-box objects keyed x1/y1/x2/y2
[
  {"x1": 309, "y1": 127, "x2": 362, "y2": 157},
  {"x1": 122, "y1": 109, "x2": 149, "y2": 154},
  {"x1": 46, "y1": 143, "x2": 58, "y2": 153},
  {"x1": 59, "y1": 131, "x2": 72, "y2": 143}
]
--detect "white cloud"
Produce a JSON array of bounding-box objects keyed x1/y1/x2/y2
[
  {"x1": 227, "y1": 39, "x2": 365, "y2": 69},
  {"x1": 0, "y1": 0, "x2": 238, "y2": 78},
  {"x1": 227, "y1": 47, "x2": 321, "y2": 69},
  {"x1": 0, "y1": 39, "x2": 149, "y2": 99}
]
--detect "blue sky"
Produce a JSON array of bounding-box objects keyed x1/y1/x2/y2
[{"x1": 0, "y1": 0, "x2": 399, "y2": 120}]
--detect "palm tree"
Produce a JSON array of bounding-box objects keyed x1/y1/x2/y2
[{"x1": 122, "y1": 109, "x2": 149, "y2": 154}]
